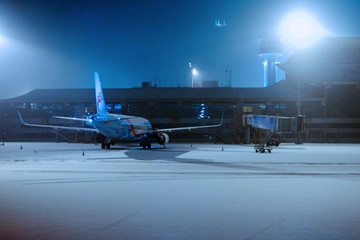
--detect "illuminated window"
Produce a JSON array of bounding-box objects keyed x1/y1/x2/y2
[
  {"x1": 243, "y1": 106, "x2": 253, "y2": 113},
  {"x1": 274, "y1": 103, "x2": 286, "y2": 109},
  {"x1": 30, "y1": 103, "x2": 38, "y2": 110},
  {"x1": 197, "y1": 103, "x2": 210, "y2": 119},
  {"x1": 16, "y1": 103, "x2": 26, "y2": 109}
]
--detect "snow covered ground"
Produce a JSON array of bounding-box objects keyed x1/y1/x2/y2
[{"x1": 0, "y1": 142, "x2": 360, "y2": 240}]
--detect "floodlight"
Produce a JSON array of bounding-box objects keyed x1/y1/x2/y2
[
  {"x1": 279, "y1": 11, "x2": 326, "y2": 49},
  {"x1": 0, "y1": 35, "x2": 6, "y2": 46},
  {"x1": 192, "y1": 68, "x2": 198, "y2": 76}
]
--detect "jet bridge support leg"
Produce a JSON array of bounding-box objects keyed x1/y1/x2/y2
[
  {"x1": 254, "y1": 130, "x2": 274, "y2": 153},
  {"x1": 244, "y1": 127, "x2": 251, "y2": 144}
]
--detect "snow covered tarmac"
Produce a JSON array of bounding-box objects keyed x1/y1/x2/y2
[{"x1": 1, "y1": 142, "x2": 360, "y2": 240}]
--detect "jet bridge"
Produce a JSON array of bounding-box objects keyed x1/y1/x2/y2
[{"x1": 242, "y1": 114, "x2": 305, "y2": 153}]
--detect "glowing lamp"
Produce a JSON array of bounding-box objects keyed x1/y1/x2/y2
[{"x1": 279, "y1": 11, "x2": 326, "y2": 49}]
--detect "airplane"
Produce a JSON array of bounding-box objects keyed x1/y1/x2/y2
[{"x1": 18, "y1": 72, "x2": 223, "y2": 149}]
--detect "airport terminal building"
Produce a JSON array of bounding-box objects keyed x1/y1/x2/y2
[{"x1": 1, "y1": 37, "x2": 359, "y2": 143}]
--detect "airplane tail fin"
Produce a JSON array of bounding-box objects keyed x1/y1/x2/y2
[{"x1": 94, "y1": 72, "x2": 107, "y2": 115}]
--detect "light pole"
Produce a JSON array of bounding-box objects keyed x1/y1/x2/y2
[{"x1": 278, "y1": 11, "x2": 326, "y2": 143}]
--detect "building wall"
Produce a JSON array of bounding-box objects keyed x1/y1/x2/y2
[{"x1": 1, "y1": 84, "x2": 360, "y2": 143}]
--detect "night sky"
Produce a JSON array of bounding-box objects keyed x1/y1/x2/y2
[{"x1": 0, "y1": 0, "x2": 359, "y2": 99}]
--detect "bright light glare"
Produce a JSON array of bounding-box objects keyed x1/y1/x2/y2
[
  {"x1": 192, "y1": 68, "x2": 198, "y2": 76},
  {"x1": 279, "y1": 11, "x2": 326, "y2": 49},
  {"x1": 0, "y1": 35, "x2": 6, "y2": 46}
]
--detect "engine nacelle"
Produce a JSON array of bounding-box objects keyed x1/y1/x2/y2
[{"x1": 156, "y1": 132, "x2": 169, "y2": 145}]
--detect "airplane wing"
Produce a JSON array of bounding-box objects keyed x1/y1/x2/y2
[
  {"x1": 53, "y1": 116, "x2": 92, "y2": 122},
  {"x1": 53, "y1": 115, "x2": 135, "y2": 122},
  {"x1": 17, "y1": 112, "x2": 99, "y2": 132},
  {"x1": 151, "y1": 113, "x2": 223, "y2": 133}
]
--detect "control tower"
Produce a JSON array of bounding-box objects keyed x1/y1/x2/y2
[{"x1": 259, "y1": 38, "x2": 283, "y2": 87}]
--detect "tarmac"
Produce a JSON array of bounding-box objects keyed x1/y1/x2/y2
[{"x1": 0, "y1": 142, "x2": 360, "y2": 240}]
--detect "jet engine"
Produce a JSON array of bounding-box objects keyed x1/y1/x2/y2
[{"x1": 156, "y1": 132, "x2": 169, "y2": 145}]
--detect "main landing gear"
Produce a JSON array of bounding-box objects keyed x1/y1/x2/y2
[
  {"x1": 140, "y1": 143, "x2": 152, "y2": 149},
  {"x1": 101, "y1": 137, "x2": 116, "y2": 149},
  {"x1": 101, "y1": 143, "x2": 111, "y2": 149}
]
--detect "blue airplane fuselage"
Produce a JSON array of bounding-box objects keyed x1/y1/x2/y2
[{"x1": 91, "y1": 113, "x2": 152, "y2": 140}]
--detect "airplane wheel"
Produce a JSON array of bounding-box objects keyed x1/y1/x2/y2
[
  {"x1": 106, "y1": 144, "x2": 110, "y2": 149},
  {"x1": 261, "y1": 149, "x2": 265, "y2": 153},
  {"x1": 101, "y1": 143, "x2": 105, "y2": 149},
  {"x1": 142, "y1": 144, "x2": 146, "y2": 149},
  {"x1": 268, "y1": 149, "x2": 271, "y2": 153},
  {"x1": 147, "y1": 143, "x2": 151, "y2": 149}
]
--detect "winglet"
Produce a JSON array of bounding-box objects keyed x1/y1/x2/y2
[
  {"x1": 220, "y1": 112, "x2": 224, "y2": 126},
  {"x1": 17, "y1": 111, "x2": 26, "y2": 125}
]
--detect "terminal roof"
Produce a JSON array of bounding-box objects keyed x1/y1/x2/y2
[{"x1": 3, "y1": 80, "x2": 320, "y2": 103}]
